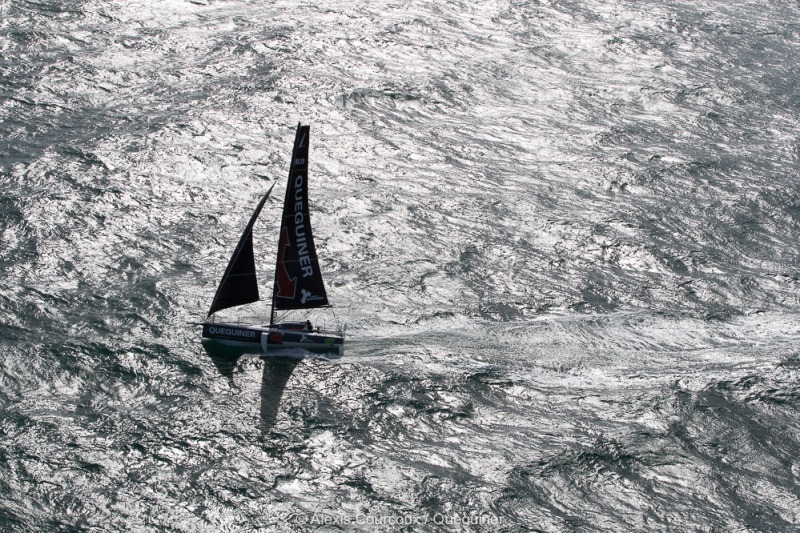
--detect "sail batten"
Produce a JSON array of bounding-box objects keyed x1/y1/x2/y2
[
  {"x1": 206, "y1": 183, "x2": 275, "y2": 317},
  {"x1": 271, "y1": 124, "x2": 329, "y2": 314}
]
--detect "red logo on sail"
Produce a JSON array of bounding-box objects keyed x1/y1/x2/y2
[{"x1": 276, "y1": 226, "x2": 297, "y2": 299}]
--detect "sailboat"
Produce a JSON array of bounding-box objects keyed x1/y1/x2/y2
[{"x1": 201, "y1": 124, "x2": 345, "y2": 356}]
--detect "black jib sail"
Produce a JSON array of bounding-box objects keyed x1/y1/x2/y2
[
  {"x1": 271, "y1": 124, "x2": 329, "y2": 312},
  {"x1": 207, "y1": 183, "x2": 276, "y2": 317}
]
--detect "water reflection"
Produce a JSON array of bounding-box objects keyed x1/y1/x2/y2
[
  {"x1": 201, "y1": 339, "x2": 300, "y2": 432},
  {"x1": 259, "y1": 356, "x2": 300, "y2": 432},
  {"x1": 200, "y1": 339, "x2": 245, "y2": 384}
]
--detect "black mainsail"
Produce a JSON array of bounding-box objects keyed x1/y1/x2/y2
[
  {"x1": 271, "y1": 124, "x2": 329, "y2": 317},
  {"x1": 207, "y1": 183, "x2": 276, "y2": 317}
]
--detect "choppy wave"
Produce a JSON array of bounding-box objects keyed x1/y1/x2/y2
[{"x1": 1, "y1": 0, "x2": 799, "y2": 530}]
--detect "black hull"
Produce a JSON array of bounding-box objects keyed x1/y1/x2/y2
[{"x1": 201, "y1": 322, "x2": 344, "y2": 355}]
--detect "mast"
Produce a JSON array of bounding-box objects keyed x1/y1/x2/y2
[{"x1": 270, "y1": 123, "x2": 329, "y2": 324}]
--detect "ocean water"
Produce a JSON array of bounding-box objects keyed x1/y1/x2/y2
[{"x1": 1, "y1": 0, "x2": 799, "y2": 531}]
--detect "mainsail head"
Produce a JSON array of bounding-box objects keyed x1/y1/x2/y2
[
  {"x1": 272, "y1": 124, "x2": 329, "y2": 311},
  {"x1": 207, "y1": 183, "x2": 275, "y2": 317}
]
